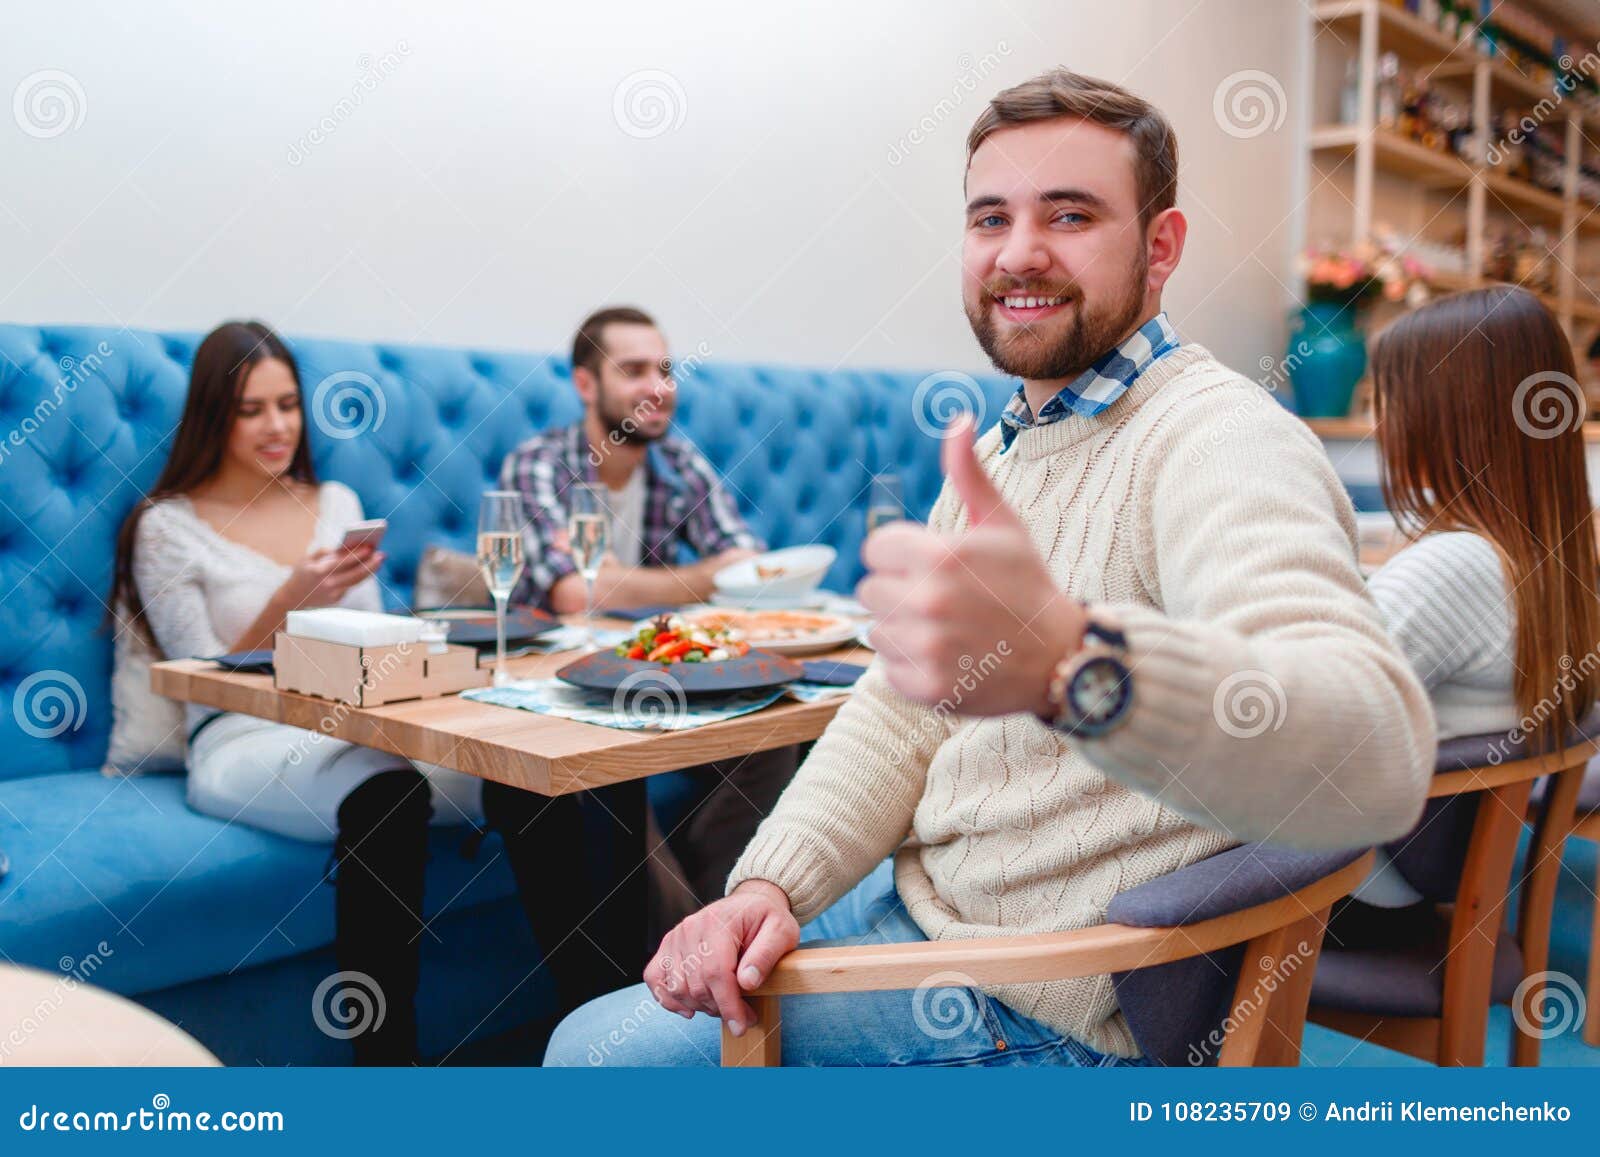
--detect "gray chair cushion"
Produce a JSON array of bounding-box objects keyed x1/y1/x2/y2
[
  {"x1": 1396, "y1": 709, "x2": 1600, "y2": 901},
  {"x1": 1107, "y1": 844, "x2": 1368, "y2": 928},
  {"x1": 1311, "y1": 908, "x2": 1524, "y2": 1016},
  {"x1": 1107, "y1": 843, "x2": 1368, "y2": 1066},
  {"x1": 1384, "y1": 794, "x2": 1479, "y2": 903}
]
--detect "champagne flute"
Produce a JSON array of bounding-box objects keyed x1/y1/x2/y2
[
  {"x1": 568, "y1": 483, "x2": 612, "y2": 648},
  {"x1": 477, "y1": 491, "x2": 527, "y2": 686},
  {"x1": 867, "y1": 473, "x2": 905, "y2": 532}
]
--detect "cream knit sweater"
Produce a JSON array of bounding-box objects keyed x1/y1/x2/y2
[{"x1": 727, "y1": 344, "x2": 1435, "y2": 1058}]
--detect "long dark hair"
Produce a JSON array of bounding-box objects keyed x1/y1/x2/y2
[
  {"x1": 1373, "y1": 285, "x2": 1600, "y2": 754},
  {"x1": 109, "y1": 321, "x2": 317, "y2": 643}
]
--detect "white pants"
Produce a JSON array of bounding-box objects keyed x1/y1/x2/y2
[{"x1": 186, "y1": 713, "x2": 485, "y2": 844}]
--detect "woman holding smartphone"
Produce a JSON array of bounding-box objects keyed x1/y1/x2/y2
[{"x1": 110, "y1": 322, "x2": 489, "y2": 1064}]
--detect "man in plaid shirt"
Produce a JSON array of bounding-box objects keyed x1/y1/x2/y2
[
  {"x1": 490, "y1": 306, "x2": 797, "y2": 949},
  {"x1": 500, "y1": 306, "x2": 763, "y2": 612}
]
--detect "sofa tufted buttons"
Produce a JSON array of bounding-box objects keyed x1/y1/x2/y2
[
  {"x1": 470, "y1": 358, "x2": 496, "y2": 378},
  {"x1": 439, "y1": 401, "x2": 464, "y2": 426},
  {"x1": 377, "y1": 350, "x2": 403, "y2": 372},
  {"x1": 397, "y1": 461, "x2": 421, "y2": 483}
]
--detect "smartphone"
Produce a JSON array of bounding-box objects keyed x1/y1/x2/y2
[{"x1": 340, "y1": 519, "x2": 388, "y2": 552}]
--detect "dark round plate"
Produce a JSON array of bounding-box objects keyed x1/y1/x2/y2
[
  {"x1": 415, "y1": 605, "x2": 560, "y2": 647},
  {"x1": 556, "y1": 649, "x2": 804, "y2": 698}
]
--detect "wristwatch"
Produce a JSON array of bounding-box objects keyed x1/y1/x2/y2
[{"x1": 1037, "y1": 606, "x2": 1134, "y2": 738}]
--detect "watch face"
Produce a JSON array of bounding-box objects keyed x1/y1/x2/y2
[{"x1": 1068, "y1": 655, "x2": 1131, "y2": 731}]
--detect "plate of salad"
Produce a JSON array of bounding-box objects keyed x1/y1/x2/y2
[{"x1": 555, "y1": 613, "x2": 804, "y2": 696}]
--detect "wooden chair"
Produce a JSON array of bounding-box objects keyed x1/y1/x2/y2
[
  {"x1": 720, "y1": 845, "x2": 1375, "y2": 1067},
  {"x1": 1308, "y1": 732, "x2": 1598, "y2": 1066}
]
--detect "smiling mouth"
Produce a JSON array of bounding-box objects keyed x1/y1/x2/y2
[{"x1": 991, "y1": 292, "x2": 1074, "y2": 322}]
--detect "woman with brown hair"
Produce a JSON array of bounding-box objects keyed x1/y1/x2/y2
[
  {"x1": 1350, "y1": 284, "x2": 1600, "y2": 908},
  {"x1": 110, "y1": 322, "x2": 636, "y2": 1064}
]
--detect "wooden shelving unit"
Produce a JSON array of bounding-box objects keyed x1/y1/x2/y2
[{"x1": 1308, "y1": 0, "x2": 1600, "y2": 383}]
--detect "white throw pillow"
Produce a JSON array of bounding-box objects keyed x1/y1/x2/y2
[
  {"x1": 101, "y1": 614, "x2": 186, "y2": 777},
  {"x1": 412, "y1": 544, "x2": 489, "y2": 610}
]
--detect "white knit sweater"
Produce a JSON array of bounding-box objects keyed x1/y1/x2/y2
[
  {"x1": 1367, "y1": 531, "x2": 1518, "y2": 741},
  {"x1": 727, "y1": 344, "x2": 1436, "y2": 1057},
  {"x1": 132, "y1": 482, "x2": 383, "y2": 733}
]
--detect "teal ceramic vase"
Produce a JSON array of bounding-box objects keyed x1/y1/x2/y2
[{"x1": 1287, "y1": 302, "x2": 1368, "y2": 419}]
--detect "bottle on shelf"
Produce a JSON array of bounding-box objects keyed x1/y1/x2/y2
[
  {"x1": 1377, "y1": 53, "x2": 1402, "y2": 129},
  {"x1": 1340, "y1": 57, "x2": 1361, "y2": 126}
]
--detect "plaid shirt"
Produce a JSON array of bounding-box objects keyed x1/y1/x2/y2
[
  {"x1": 498, "y1": 423, "x2": 764, "y2": 608},
  {"x1": 998, "y1": 312, "x2": 1181, "y2": 451}
]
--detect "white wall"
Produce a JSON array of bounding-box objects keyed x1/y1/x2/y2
[{"x1": 2, "y1": 0, "x2": 1304, "y2": 377}]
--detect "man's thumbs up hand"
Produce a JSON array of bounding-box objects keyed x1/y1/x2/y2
[
  {"x1": 941, "y1": 415, "x2": 1023, "y2": 530},
  {"x1": 858, "y1": 415, "x2": 1086, "y2": 716}
]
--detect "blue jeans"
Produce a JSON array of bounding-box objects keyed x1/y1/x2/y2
[{"x1": 542, "y1": 861, "x2": 1146, "y2": 1067}]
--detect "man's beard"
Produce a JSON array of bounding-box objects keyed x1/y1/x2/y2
[
  {"x1": 596, "y1": 385, "x2": 669, "y2": 446},
  {"x1": 966, "y1": 255, "x2": 1149, "y2": 382}
]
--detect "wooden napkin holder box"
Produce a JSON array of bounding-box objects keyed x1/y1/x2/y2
[{"x1": 273, "y1": 633, "x2": 490, "y2": 707}]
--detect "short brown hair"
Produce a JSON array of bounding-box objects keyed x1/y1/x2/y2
[
  {"x1": 967, "y1": 69, "x2": 1178, "y2": 227},
  {"x1": 571, "y1": 305, "x2": 657, "y2": 379}
]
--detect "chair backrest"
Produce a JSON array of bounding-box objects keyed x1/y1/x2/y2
[
  {"x1": 1106, "y1": 843, "x2": 1369, "y2": 1066},
  {"x1": 1388, "y1": 710, "x2": 1600, "y2": 903},
  {"x1": 0, "y1": 323, "x2": 1017, "y2": 781}
]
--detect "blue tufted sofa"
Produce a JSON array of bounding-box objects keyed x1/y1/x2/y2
[{"x1": 0, "y1": 323, "x2": 1015, "y2": 1064}]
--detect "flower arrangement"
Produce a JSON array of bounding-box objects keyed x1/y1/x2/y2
[{"x1": 1300, "y1": 239, "x2": 1431, "y2": 309}]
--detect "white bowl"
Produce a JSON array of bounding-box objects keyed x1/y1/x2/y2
[{"x1": 714, "y1": 545, "x2": 837, "y2": 598}]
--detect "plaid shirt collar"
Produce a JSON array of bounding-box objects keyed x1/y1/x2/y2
[
  {"x1": 566, "y1": 422, "x2": 684, "y2": 492},
  {"x1": 998, "y1": 312, "x2": 1181, "y2": 451}
]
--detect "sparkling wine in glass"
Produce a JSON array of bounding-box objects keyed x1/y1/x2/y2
[
  {"x1": 568, "y1": 483, "x2": 612, "y2": 646},
  {"x1": 477, "y1": 491, "x2": 527, "y2": 686},
  {"x1": 866, "y1": 473, "x2": 904, "y2": 532}
]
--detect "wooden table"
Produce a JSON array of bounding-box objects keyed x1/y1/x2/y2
[
  {"x1": 151, "y1": 627, "x2": 872, "y2": 797},
  {"x1": 0, "y1": 964, "x2": 220, "y2": 1067}
]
